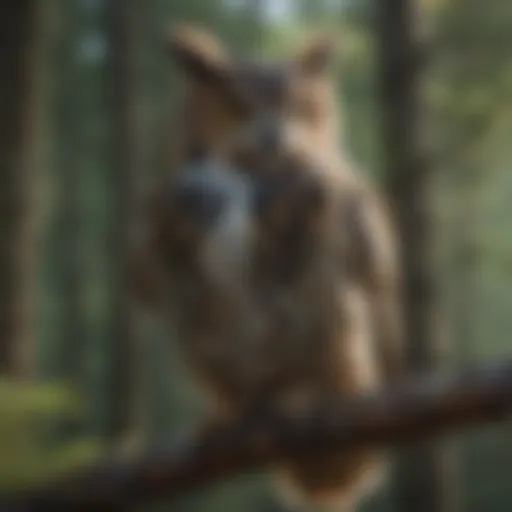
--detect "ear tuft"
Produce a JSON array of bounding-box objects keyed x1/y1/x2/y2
[
  {"x1": 167, "y1": 24, "x2": 227, "y2": 63},
  {"x1": 166, "y1": 24, "x2": 230, "y2": 84},
  {"x1": 296, "y1": 34, "x2": 339, "y2": 75}
]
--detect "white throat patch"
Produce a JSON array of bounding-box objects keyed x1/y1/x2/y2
[{"x1": 197, "y1": 162, "x2": 254, "y2": 296}]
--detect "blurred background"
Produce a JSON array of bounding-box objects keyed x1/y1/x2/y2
[{"x1": 1, "y1": 0, "x2": 512, "y2": 511}]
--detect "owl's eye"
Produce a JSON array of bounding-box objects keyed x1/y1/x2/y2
[
  {"x1": 223, "y1": 81, "x2": 259, "y2": 120},
  {"x1": 185, "y1": 141, "x2": 209, "y2": 163}
]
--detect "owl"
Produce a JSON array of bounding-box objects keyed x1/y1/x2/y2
[{"x1": 132, "y1": 26, "x2": 403, "y2": 512}]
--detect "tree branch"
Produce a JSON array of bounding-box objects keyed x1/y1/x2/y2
[{"x1": 3, "y1": 360, "x2": 512, "y2": 511}]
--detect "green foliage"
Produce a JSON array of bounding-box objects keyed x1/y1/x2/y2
[{"x1": 0, "y1": 381, "x2": 101, "y2": 492}]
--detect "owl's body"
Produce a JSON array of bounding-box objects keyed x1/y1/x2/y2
[{"x1": 133, "y1": 26, "x2": 403, "y2": 511}]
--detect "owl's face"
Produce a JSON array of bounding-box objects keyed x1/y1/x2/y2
[{"x1": 147, "y1": 27, "x2": 342, "y2": 293}]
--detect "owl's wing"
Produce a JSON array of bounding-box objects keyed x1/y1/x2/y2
[{"x1": 343, "y1": 174, "x2": 404, "y2": 386}]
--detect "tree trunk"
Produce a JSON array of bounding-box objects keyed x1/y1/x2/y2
[
  {"x1": 0, "y1": 1, "x2": 42, "y2": 378},
  {"x1": 377, "y1": 1, "x2": 458, "y2": 511},
  {"x1": 452, "y1": 166, "x2": 481, "y2": 364},
  {"x1": 52, "y1": 0, "x2": 86, "y2": 398},
  {"x1": 104, "y1": 0, "x2": 144, "y2": 442}
]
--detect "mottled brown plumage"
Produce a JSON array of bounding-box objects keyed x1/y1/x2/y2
[{"x1": 132, "y1": 26, "x2": 403, "y2": 511}]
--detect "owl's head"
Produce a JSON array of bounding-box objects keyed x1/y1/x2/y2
[{"x1": 167, "y1": 25, "x2": 341, "y2": 162}]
